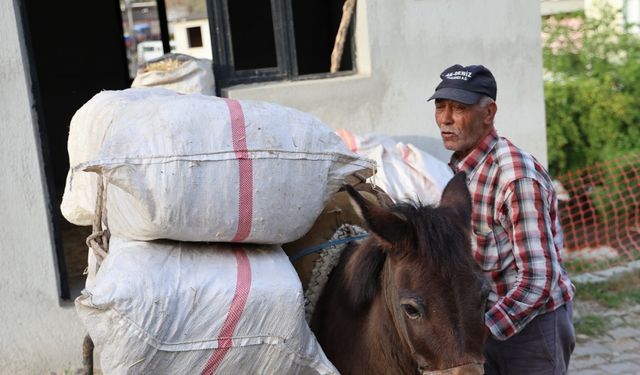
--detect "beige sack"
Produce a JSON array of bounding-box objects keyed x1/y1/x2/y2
[
  {"x1": 132, "y1": 53, "x2": 215, "y2": 95},
  {"x1": 63, "y1": 88, "x2": 375, "y2": 243}
]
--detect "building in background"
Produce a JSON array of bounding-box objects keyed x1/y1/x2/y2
[
  {"x1": 172, "y1": 14, "x2": 212, "y2": 59},
  {"x1": 541, "y1": 0, "x2": 585, "y2": 15},
  {"x1": 586, "y1": 0, "x2": 640, "y2": 32},
  {"x1": 542, "y1": 0, "x2": 640, "y2": 32}
]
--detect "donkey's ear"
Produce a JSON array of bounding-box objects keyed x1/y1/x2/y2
[
  {"x1": 345, "y1": 185, "x2": 409, "y2": 246},
  {"x1": 439, "y1": 172, "x2": 472, "y2": 227}
]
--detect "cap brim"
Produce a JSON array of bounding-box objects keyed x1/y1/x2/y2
[{"x1": 427, "y1": 88, "x2": 482, "y2": 105}]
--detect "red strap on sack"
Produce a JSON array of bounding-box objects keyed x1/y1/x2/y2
[
  {"x1": 200, "y1": 249, "x2": 252, "y2": 375},
  {"x1": 223, "y1": 98, "x2": 253, "y2": 242}
]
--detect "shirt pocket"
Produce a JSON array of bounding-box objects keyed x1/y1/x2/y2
[{"x1": 472, "y1": 230, "x2": 501, "y2": 271}]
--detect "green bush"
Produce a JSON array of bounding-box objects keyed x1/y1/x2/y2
[{"x1": 543, "y1": 3, "x2": 640, "y2": 176}]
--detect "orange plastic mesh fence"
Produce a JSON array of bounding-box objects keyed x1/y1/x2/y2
[{"x1": 555, "y1": 152, "x2": 640, "y2": 274}]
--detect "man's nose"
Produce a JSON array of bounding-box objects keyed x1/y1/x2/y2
[{"x1": 439, "y1": 107, "x2": 453, "y2": 125}]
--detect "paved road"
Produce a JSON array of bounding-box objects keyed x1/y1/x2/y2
[
  {"x1": 569, "y1": 263, "x2": 640, "y2": 374},
  {"x1": 570, "y1": 311, "x2": 640, "y2": 374}
]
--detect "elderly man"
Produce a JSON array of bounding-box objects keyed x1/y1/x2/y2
[{"x1": 428, "y1": 64, "x2": 576, "y2": 375}]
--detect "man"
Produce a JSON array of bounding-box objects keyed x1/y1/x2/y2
[{"x1": 428, "y1": 64, "x2": 576, "y2": 375}]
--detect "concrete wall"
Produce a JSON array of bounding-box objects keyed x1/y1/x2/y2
[
  {"x1": 0, "y1": 1, "x2": 86, "y2": 373},
  {"x1": 226, "y1": 0, "x2": 548, "y2": 166}
]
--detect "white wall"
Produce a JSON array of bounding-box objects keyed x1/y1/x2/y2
[
  {"x1": 173, "y1": 19, "x2": 213, "y2": 59},
  {"x1": 225, "y1": 0, "x2": 548, "y2": 166},
  {"x1": 0, "y1": 1, "x2": 86, "y2": 373}
]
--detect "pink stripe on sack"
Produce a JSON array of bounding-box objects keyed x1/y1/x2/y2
[
  {"x1": 223, "y1": 99, "x2": 253, "y2": 242},
  {"x1": 201, "y1": 249, "x2": 252, "y2": 375},
  {"x1": 400, "y1": 144, "x2": 410, "y2": 161},
  {"x1": 336, "y1": 128, "x2": 358, "y2": 152}
]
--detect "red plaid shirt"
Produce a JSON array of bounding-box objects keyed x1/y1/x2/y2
[{"x1": 450, "y1": 129, "x2": 575, "y2": 340}]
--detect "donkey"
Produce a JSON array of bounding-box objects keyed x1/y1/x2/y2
[{"x1": 311, "y1": 173, "x2": 489, "y2": 375}]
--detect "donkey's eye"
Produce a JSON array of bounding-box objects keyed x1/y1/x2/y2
[
  {"x1": 401, "y1": 303, "x2": 423, "y2": 319},
  {"x1": 400, "y1": 296, "x2": 425, "y2": 319}
]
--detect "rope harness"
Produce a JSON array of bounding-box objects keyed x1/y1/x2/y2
[
  {"x1": 301, "y1": 225, "x2": 368, "y2": 322},
  {"x1": 289, "y1": 233, "x2": 369, "y2": 262},
  {"x1": 83, "y1": 177, "x2": 111, "y2": 375},
  {"x1": 85, "y1": 176, "x2": 110, "y2": 267}
]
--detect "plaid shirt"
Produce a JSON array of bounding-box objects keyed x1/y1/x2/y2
[{"x1": 450, "y1": 129, "x2": 575, "y2": 341}]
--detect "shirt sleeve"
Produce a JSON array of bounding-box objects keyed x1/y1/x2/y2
[{"x1": 485, "y1": 177, "x2": 557, "y2": 340}]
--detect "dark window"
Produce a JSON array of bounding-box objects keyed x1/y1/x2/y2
[
  {"x1": 187, "y1": 26, "x2": 204, "y2": 48},
  {"x1": 228, "y1": 1, "x2": 277, "y2": 70},
  {"x1": 208, "y1": 0, "x2": 356, "y2": 92},
  {"x1": 291, "y1": 0, "x2": 353, "y2": 75}
]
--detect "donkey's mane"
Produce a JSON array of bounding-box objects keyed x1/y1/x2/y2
[
  {"x1": 338, "y1": 200, "x2": 473, "y2": 312},
  {"x1": 391, "y1": 201, "x2": 473, "y2": 277}
]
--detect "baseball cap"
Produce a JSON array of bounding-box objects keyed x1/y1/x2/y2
[{"x1": 428, "y1": 64, "x2": 497, "y2": 105}]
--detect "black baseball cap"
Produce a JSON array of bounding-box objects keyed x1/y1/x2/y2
[{"x1": 428, "y1": 64, "x2": 497, "y2": 105}]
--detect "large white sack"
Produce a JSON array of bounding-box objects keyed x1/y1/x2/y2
[
  {"x1": 75, "y1": 238, "x2": 338, "y2": 375},
  {"x1": 61, "y1": 88, "x2": 180, "y2": 225},
  {"x1": 62, "y1": 88, "x2": 374, "y2": 243},
  {"x1": 131, "y1": 53, "x2": 216, "y2": 95},
  {"x1": 61, "y1": 90, "x2": 148, "y2": 225},
  {"x1": 337, "y1": 129, "x2": 452, "y2": 204}
]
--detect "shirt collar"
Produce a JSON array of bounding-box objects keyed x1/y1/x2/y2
[{"x1": 449, "y1": 128, "x2": 499, "y2": 174}]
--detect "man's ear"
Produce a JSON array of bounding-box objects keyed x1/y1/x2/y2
[{"x1": 484, "y1": 102, "x2": 497, "y2": 126}]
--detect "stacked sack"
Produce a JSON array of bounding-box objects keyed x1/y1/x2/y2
[
  {"x1": 336, "y1": 129, "x2": 453, "y2": 205},
  {"x1": 65, "y1": 87, "x2": 375, "y2": 374},
  {"x1": 131, "y1": 53, "x2": 216, "y2": 96}
]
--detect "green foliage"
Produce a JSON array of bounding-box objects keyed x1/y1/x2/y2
[
  {"x1": 573, "y1": 269, "x2": 640, "y2": 308},
  {"x1": 572, "y1": 269, "x2": 640, "y2": 337},
  {"x1": 543, "y1": 3, "x2": 640, "y2": 175},
  {"x1": 563, "y1": 256, "x2": 618, "y2": 274},
  {"x1": 574, "y1": 314, "x2": 608, "y2": 337}
]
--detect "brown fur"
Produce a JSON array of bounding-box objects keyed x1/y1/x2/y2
[{"x1": 311, "y1": 173, "x2": 488, "y2": 374}]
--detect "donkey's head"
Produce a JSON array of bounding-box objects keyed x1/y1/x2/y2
[{"x1": 346, "y1": 173, "x2": 488, "y2": 374}]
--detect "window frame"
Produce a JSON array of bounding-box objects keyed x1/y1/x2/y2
[{"x1": 206, "y1": 0, "x2": 356, "y2": 94}]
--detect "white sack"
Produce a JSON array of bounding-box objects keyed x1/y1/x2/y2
[
  {"x1": 337, "y1": 129, "x2": 452, "y2": 204},
  {"x1": 75, "y1": 238, "x2": 337, "y2": 375},
  {"x1": 61, "y1": 89, "x2": 171, "y2": 226},
  {"x1": 131, "y1": 53, "x2": 216, "y2": 95},
  {"x1": 62, "y1": 88, "x2": 374, "y2": 243}
]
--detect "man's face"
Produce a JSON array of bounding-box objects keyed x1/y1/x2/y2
[{"x1": 434, "y1": 99, "x2": 495, "y2": 157}]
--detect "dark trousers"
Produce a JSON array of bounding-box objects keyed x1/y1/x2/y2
[{"x1": 484, "y1": 302, "x2": 575, "y2": 375}]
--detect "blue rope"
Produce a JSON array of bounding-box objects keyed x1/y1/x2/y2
[{"x1": 289, "y1": 233, "x2": 369, "y2": 262}]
